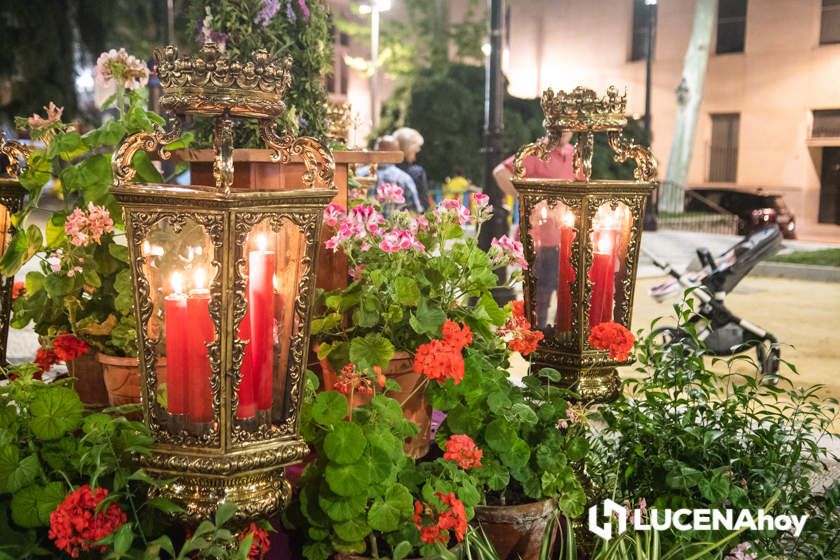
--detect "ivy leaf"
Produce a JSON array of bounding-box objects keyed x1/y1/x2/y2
[
  {"x1": 10, "y1": 481, "x2": 65, "y2": 528},
  {"x1": 367, "y1": 484, "x2": 413, "y2": 532},
  {"x1": 323, "y1": 422, "x2": 367, "y2": 465},
  {"x1": 333, "y1": 516, "x2": 371, "y2": 543},
  {"x1": 310, "y1": 391, "x2": 347, "y2": 426},
  {"x1": 349, "y1": 333, "x2": 394, "y2": 371},
  {"x1": 393, "y1": 277, "x2": 421, "y2": 306},
  {"x1": 29, "y1": 386, "x2": 83, "y2": 440},
  {"x1": 325, "y1": 461, "x2": 371, "y2": 497},
  {"x1": 409, "y1": 298, "x2": 446, "y2": 337}
]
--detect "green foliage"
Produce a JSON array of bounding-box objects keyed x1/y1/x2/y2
[
  {"x1": 587, "y1": 297, "x2": 840, "y2": 559},
  {"x1": 186, "y1": 0, "x2": 332, "y2": 143},
  {"x1": 7, "y1": 84, "x2": 192, "y2": 357},
  {"x1": 767, "y1": 248, "x2": 840, "y2": 267}
]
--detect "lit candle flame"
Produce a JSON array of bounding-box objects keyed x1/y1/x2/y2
[
  {"x1": 193, "y1": 268, "x2": 207, "y2": 290},
  {"x1": 562, "y1": 211, "x2": 575, "y2": 228},
  {"x1": 171, "y1": 272, "x2": 184, "y2": 294},
  {"x1": 194, "y1": 245, "x2": 203, "y2": 256},
  {"x1": 256, "y1": 234, "x2": 267, "y2": 252},
  {"x1": 597, "y1": 235, "x2": 613, "y2": 254},
  {"x1": 142, "y1": 240, "x2": 151, "y2": 255},
  {"x1": 273, "y1": 275, "x2": 279, "y2": 291},
  {"x1": 540, "y1": 206, "x2": 548, "y2": 220}
]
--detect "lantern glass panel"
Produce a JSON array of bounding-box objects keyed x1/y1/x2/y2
[
  {"x1": 235, "y1": 218, "x2": 307, "y2": 430},
  {"x1": 143, "y1": 218, "x2": 218, "y2": 432},
  {"x1": 528, "y1": 200, "x2": 577, "y2": 337},
  {"x1": 0, "y1": 206, "x2": 10, "y2": 252},
  {"x1": 588, "y1": 202, "x2": 632, "y2": 328}
]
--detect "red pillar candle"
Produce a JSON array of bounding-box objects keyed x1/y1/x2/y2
[
  {"x1": 164, "y1": 272, "x2": 188, "y2": 416},
  {"x1": 187, "y1": 268, "x2": 214, "y2": 424},
  {"x1": 588, "y1": 227, "x2": 619, "y2": 328},
  {"x1": 556, "y1": 211, "x2": 576, "y2": 332},
  {"x1": 249, "y1": 234, "x2": 276, "y2": 413}
]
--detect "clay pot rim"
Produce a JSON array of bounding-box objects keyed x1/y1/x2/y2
[
  {"x1": 95, "y1": 353, "x2": 139, "y2": 366},
  {"x1": 474, "y1": 498, "x2": 557, "y2": 522}
]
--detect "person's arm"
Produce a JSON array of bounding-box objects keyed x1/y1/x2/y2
[
  {"x1": 403, "y1": 176, "x2": 423, "y2": 213},
  {"x1": 493, "y1": 162, "x2": 517, "y2": 198}
]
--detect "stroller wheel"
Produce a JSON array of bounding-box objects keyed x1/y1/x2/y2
[{"x1": 756, "y1": 342, "x2": 781, "y2": 385}]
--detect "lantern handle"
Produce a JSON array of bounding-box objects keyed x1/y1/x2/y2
[
  {"x1": 607, "y1": 131, "x2": 658, "y2": 182},
  {"x1": 0, "y1": 132, "x2": 30, "y2": 178},
  {"x1": 258, "y1": 119, "x2": 335, "y2": 190},
  {"x1": 112, "y1": 114, "x2": 183, "y2": 187}
]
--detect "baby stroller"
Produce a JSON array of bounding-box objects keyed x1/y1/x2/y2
[{"x1": 643, "y1": 226, "x2": 783, "y2": 382}]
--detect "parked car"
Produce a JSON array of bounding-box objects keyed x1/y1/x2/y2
[{"x1": 686, "y1": 188, "x2": 797, "y2": 239}]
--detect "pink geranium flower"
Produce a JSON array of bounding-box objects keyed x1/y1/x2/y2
[
  {"x1": 95, "y1": 49, "x2": 149, "y2": 90},
  {"x1": 375, "y1": 183, "x2": 405, "y2": 205},
  {"x1": 323, "y1": 203, "x2": 346, "y2": 228},
  {"x1": 490, "y1": 235, "x2": 528, "y2": 269},
  {"x1": 433, "y1": 198, "x2": 471, "y2": 226},
  {"x1": 64, "y1": 203, "x2": 114, "y2": 247}
]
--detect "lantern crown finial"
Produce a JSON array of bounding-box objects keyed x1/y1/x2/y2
[
  {"x1": 541, "y1": 86, "x2": 628, "y2": 133},
  {"x1": 153, "y1": 42, "x2": 293, "y2": 119}
]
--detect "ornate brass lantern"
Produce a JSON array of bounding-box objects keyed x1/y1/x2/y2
[
  {"x1": 512, "y1": 86, "x2": 656, "y2": 403},
  {"x1": 111, "y1": 43, "x2": 336, "y2": 522},
  {"x1": 0, "y1": 135, "x2": 29, "y2": 365}
]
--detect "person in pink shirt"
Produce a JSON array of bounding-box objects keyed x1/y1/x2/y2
[{"x1": 492, "y1": 131, "x2": 576, "y2": 331}]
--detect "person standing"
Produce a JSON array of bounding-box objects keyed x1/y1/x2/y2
[
  {"x1": 393, "y1": 127, "x2": 432, "y2": 211},
  {"x1": 356, "y1": 135, "x2": 422, "y2": 214}
]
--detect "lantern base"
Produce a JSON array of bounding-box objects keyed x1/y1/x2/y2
[
  {"x1": 147, "y1": 467, "x2": 292, "y2": 525},
  {"x1": 530, "y1": 350, "x2": 624, "y2": 403}
]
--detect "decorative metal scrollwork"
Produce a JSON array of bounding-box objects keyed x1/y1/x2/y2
[
  {"x1": 0, "y1": 133, "x2": 29, "y2": 178},
  {"x1": 607, "y1": 131, "x2": 658, "y2": 182},
  {"x1": 258, "y1": 119, "x2": 335, "y2": 189},
  {"x1": 112, "y1": 115, "x2": 183, "y2": 186}
]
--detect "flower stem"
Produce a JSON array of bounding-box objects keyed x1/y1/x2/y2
[{"x1": 399, "y1": 376, "x2": 428, "y2": 409}]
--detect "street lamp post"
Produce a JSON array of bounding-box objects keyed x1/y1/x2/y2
[
  {"x1": 359, "y1": 0, "x2": 392, "y2": 130},
  {"x1": 643, "y1": 0, "x2": 658, "y2": 231}
]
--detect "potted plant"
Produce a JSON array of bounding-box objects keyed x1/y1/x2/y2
[
  {"x1": 423, "y1": 302, "x2": 594, "y2": 560},
  {"x1": 312, "y1": 188, "x2": 521, "y2": 457},
  {"x1": 3, "y1": 48, "x2": 192, "y2": 406},
  {"x1": 287, "y1": 372, "x2": 479, "y2": 559}
]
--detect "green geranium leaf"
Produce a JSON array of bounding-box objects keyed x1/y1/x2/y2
[
  {"x1": 410, "y1": 298, "x2": 446, "y2": 336},
  {"x1": 367, "y1": 484, "x2": 412, "y2": 532},
  {"x1": 10, "y1": 481, "x2": 65, "y2": 528},
  {"x1": 29, "y1": 386, "x2": 83, "y2": 440},
  {"x1": 5, "y1": 455, "x2": 40, "y2": 494},
  {"x1": 477, "y1": 292, "x2": 507, "y2": 326},
  {"x1": 510, "y1": 403, "x2": 539, "y2": 427},
  {"x1": 485, "y1": 419, "x2": 516, "y2": 452},
  {"x1": 366, "y1": 444, "x2": 395, "y2": 483},
  {"x1": 0, "y1": 446, "x2": 20, "y2": 493},
  {"x1": 393, "y1": 541, "x2": 413, "y2": 560},
  {"x1": 393, "y1": 277, "x2": 421, "y2": 306},
  {"x1": 44, "y1": 272, "x2": 73, "y2": 297},
  {"x1": 537, "y1": 367, "x2": 563, "y2": 382},
  {"x1": 557, "y1": 486, "x2": 586, "y2": 518},
  {"x1": 333, "y1": 517, "x2": 371, "y2": 543},
  {"x1": 45, "y1": 212, "x2": 67, "y2": 249},
  {"x1": 566, "y1": 436, "x2": 588, "y2": 462},
  {"x1": 500, "y1": 438, "x2": 531, "y2": 470},
  {"x1": 59, "y1": 154, "x2": 111, "y2": 201},
  {"x1": 46, "y1": 131, "x2": 82, "y2": 160},
  {"x1": 131, "y1": 151, "x2": 163, "y2": 183},
  {"x1": 349, "y1": 333, "x2": 394, "y2": 371},
  {"x1": 325, "y1": 461, "x2": 371, "y2": 497},
  {"x1": 311, "y1": 391, "x2": 347, "y2": 426},
  {"x1": 24, "y1": 270, "x2": 45, "y2": 296},
  {"x1": 486, "y1": 390, "x2": 512, "y2": 413},
  {"x1": 323, "y1": 422, "x2": 367, "y2": 465},
  {"x1": 82, "y1": 119, "x2": 127, "y2": 148},
  {"x1": 318, "y1": 488, "x2": 367, "y2": 522},
  {"x1": 108, "y1": 243, "x2": 130, "y2": 263}
]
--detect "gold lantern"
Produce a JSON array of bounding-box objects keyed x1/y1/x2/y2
[
  {"x1": 0, "y1": 134, "x2": 29, "y2": 365},
  {"x1": 512, "y1": 86, "x2": 656, "y2": 403},
  {"x1": 111, "y1": 43, "x2": 336, "y2": 522}
]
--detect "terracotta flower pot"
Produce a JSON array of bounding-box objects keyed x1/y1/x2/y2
[
  {"x1": 67, "y1": 351, "x2": 109, "y2": 409},
  {"x1": 320, "y1": 350, "x2": 431, "y2": 459},
  {"x1": 97, "y1": 354, "x2": 168, "y2": 407},
  {"x1": 335, "y1": 545, "x2": 461, "y2": 559},
  {"x1": 474, "y1": 499, "x2": 557, "y2": 560}
]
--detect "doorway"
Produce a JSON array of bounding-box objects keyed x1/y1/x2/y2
[{"x1": 820, "y1": 147, "x2": 840, "y2": 224}]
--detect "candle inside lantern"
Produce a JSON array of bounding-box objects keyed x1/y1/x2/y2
[
  {"x1": 249, "y1": 234, "x2": 276, "y2": 415},
  {"x1": 589, "y1": 214, "x2": 620, "y2": 327},
  {"x1": 164, "y1": 273, "x2": 188, "y2": 416},
  {"x1": 187, "y1": 267, "x2": 214, "y2": 424},
  {"x1": 555, "y1": 210, "x2": 576, "y2": 332}
]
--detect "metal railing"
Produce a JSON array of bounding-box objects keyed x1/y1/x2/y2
[{"x1": 657, "y1": 190, "x2": 739, "y2": 235}]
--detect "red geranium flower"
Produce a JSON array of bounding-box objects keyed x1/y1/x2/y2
[
  {"x1": 413, "y1": 321, "x2": 472, "y2": 385},
  {"x1": 334, "y1": 363, "x2": 374, "y2": 396},
  {"x1": 499, "y1": 301, "x2": 544, "y2": 356},
  {"x1": 35, "y1": 347, "x2": 59, "y2": 375},
  {"x1": 413, "y1": 493, "x2": 468, "y2": 545},
  {"x1": 48, "y1": 484, "x2": 126, "y2": 558},
  {"x1": 588, "y1": 322, "x2": 635, "y2": 362},
  {"x1": 441, "y1": 320, "x2": 473, "y2": 350},
  {"x1": 443, "y1": 434, "x2": 483, "y2": 470},
  {"x1": 238, "y1": 523, "x2": 271, "y2": 560},
  {"x1": 52, "y1": 333, "x2": 90, "y2": 362},
  {"x1": 11, "y1": 281, "x2": 25, "y2": 300}
]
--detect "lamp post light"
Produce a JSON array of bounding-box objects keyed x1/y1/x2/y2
[
  {"x1": 512, "y1": 86, "x2": 657, "y2": 403},
  {"x1": 111, "y1": 43, "x2": 335, "y2": 523},
  {"x1": 643, "y1": 0, "x2": 659, "y2": 230},
  {"x1": 359, "y1": 0, "x2": 392, "y2": 130},
  {"x1": 0, "y1": 135, "x2": 28, "y2": 366}
]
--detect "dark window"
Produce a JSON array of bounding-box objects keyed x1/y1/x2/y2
[
  {"x1": 339, "y1": 31, "x2": 350, "y2": 47},
  {"x1": 813, "y1": 109, "x2": 840, "y2": 137},
  {"x1": 709, "y1": 113, "x2": 740, "y2": 183},
  {"x1": 630, "y1": 0, "x2": 657, "y2": 61},
  {"x1": 339, "y1": 58, "x2": 348, "y2": 96},
  {"x1": 821, "y1": 0, "x2": 840, "y2": 44},
  {"x1": 716, "y1": 0, "x2": 747, "y2": 54}
]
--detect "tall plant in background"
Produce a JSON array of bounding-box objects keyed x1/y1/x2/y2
[
  {"x1": 1, "y1": 49, "x2": 191, "y2": 364},
  {"x1": 186, "y1": 0, "x2": 333, "y2": 142}
]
